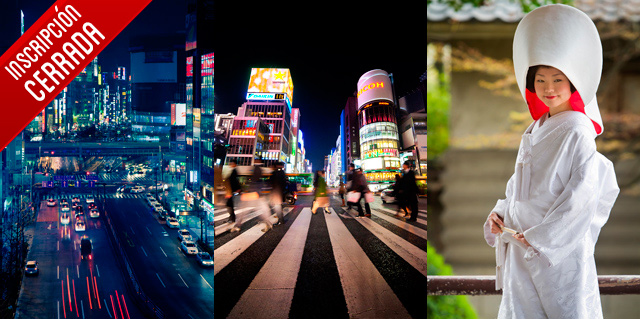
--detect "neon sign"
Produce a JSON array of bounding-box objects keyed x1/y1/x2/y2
[{"x1": 357, "y1": 82, "x2": 384, "y2": 98}]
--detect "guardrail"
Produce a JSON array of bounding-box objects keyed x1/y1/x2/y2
[
  {"x1": 102, "y1": 203, "x2": 165, "y2": 318},
  {"x1": 427, "y1": 276, "x2": 640, "y2": 295}
]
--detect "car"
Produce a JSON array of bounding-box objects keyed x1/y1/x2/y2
[
  {"x1": 148, "y1": 182, "x2": 165, "y2": 192},
  {"x1": 80, "y1": 237, "x2": 92, "y2": 260},
  {"x1": 89, "y1": 208, "x2": 100, "y2": 218},
  {"x1": 25, "y1": 261, "x2": 39, "y2": 276},
  {"x1": 88, "y1": 202, "x2": 97, "y2": 209},
  {"x1": 60, "y1": 212, "x2": 70, "y2": 225},
  {"x1": 75, "y1": 220, "x2": 86, "y2": 232},
  {"x1": 180, "y1": 241, "x2": 198, "y2": 255},
  {"x1": 153, "y1": 203, "x2": 165, "y2": 213},
  {"x1": 47, "y1": 199, "x2": 56, "y2": 207},
  {"x1": 178, "y1": 229, "x2": 192, "y2": 242},
  {"x1": 166, "y1": 217, "x2": 179, "y2": 228},
  {"x1": 72, "y1": 196, "x2": 80, "y2": 204},
  {"x1": 196, "y1": 252, "x2": 213, "y2": 267},
  {"x1": 381, "y1": 186, "x2": 397, "y2": 204},
  {"x1": 117, "y1": 185, "x2": 133, "y2": 193},
  {"x1": 133, "y1": 186, "x2": 146, "y2": 193},
  {"x1": 75, "y1": 205, "x2": 84, "y2": 213},
  {"x1": 61, "y1": 204, "x2": 70, "y2": 212},
  {"x1": 86, "y1": 195, "x2": 95, "y2": 204},
  {"x1": 60, "y1": 199, "x2": 68, "y2": 205}
]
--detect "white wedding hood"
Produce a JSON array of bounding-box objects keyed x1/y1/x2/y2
[{"x1": 513, "y1": 4, "x2": 604, "y2": 135}]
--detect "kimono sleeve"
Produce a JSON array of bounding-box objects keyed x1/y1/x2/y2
[
  {"x1": 522, "y1": 130, "x2": 604, "y2": 267},
  {"x1": 484, "y1": 173, "x2": 516, "y2": 247}
]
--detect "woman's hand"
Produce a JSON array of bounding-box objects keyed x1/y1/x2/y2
[
  {"x1": 489, "y1": 212, "x2": 505, "y2": 234},
  {"x1": 513, "y1": 233, "x2": 531, "y2": 247}
]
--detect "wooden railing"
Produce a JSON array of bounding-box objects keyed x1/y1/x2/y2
[{"x1": 427, "y1": 276, "x2": 640, "y2": 295}]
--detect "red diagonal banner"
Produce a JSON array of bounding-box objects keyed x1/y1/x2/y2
[{"x1": 0, "y1": 0, "x2": 152, "y2": 150}]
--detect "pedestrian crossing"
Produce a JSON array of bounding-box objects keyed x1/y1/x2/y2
[
  {"x1": 213, "y1": 203, "x2": 427, "y2": 319},
  {"x1": 44, "y1": 193, "x2": 147, "y2": 200}
]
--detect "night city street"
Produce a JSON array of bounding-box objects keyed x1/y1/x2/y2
[{"x1": 0, "y1": 0, "x2": 426, "y2": 318}]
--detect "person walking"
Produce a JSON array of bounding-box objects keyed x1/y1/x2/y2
[
  {"x1": 399, "y1": 161, "x2": 419, "y2": 221},
  {"x1": 227, "y1": 160, "x2": 242, "y2": 228},
  {"x1": 351, "y1": 168, "x2": 372, "y2": 218},
  {"x1": 338, "y1": 181, "x2": 346, "y2": 207},
  {"x1": 345, "y1": 163, "x2": 355, "y2": 212},
  {"x1": 268, "y1": 161, "x2": 287, "y2": 225},
  {"x1": 392, "y1": 173, "x2": 409, "y2": 217},
  {"x1": 312, "y1": 170, "x2": 330, "y2": 214},
  {"x1": 236, "y1": 158, "x2": 273, "y2": 232}
]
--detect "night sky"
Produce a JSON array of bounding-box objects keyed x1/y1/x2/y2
[{"x1": 19, "y1": 1, "x2": 426, "y2": 171}]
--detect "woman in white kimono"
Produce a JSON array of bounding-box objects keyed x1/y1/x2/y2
[{"x1": 483, "y1": 4, "x2": 620, "y2": 319}]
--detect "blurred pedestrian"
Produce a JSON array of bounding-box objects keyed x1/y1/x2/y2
[
  {"x1": 227, "y1": 160, "x2": 242, "y2": 229},
  {"x1": 351, "y1": 168, "x2": 372, "y2": 218},
  {"x1": 269, "y1": 161, "x2": 287, "y2": 225},
  {"x1": 345, "y1": 163, "x2": 355, "y2": 212},
  {"x1": 235, "y1": 158, "x2": 273, "y2": 232},
  {"x1": 393, "y1": 173, "x2": 408, "y2": 217},
  {"x1": 338, "y1": 181, "x2": 346, "y2": 207},
  {"x1": 399, "y1": 161, "x2": 419, "y2": 221},
  {"x1": 312, "y1": 170, "x2": 330, "y2": 214}
]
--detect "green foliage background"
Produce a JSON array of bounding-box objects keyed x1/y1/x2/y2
[
  {"x1": 428, "y1": 241, "x2": 478, "y2": 318},
  {"x1": 426, "y1": 71, "x2": 450, "y2": 160}
]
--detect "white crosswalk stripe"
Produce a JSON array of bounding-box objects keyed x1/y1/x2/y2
[{"x1": 214, "y1": 203, "x2": 427, "y2": 319}]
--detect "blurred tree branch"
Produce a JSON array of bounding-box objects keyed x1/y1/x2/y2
[{"x1": 426, "y1": 0, "x2": 573, "y2": 12}]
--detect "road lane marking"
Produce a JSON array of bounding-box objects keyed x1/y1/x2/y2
[
  {"x1": 200, "y1": 274, "x2": 212, "y2": 289},
  {"x1": 57, "y1": 265, "x2": 60, "y2": 279},
  {"x1": 146, "y1": 226, "x2": 152, "y2": 235},
  {"x1": 57, "y1": 300, "x2": 60, "y2": 319},
  {"x1": 159, "y1": 246, "x2": 168, "y2": 257},
  {"x1": 77, "y1": 265, "x2": 80, "y2": 278},
  {"x1": 141, "y1": 246, "x2": 148, "y2": 257},
  {"x1": 214, "y1": 207, "x2": 294, "y2": 275},
  {"x1": 129, "y1": 226, "x2": 135, "y2": 235},
  {"x1": 368, "y1": 208, "x2": 428, "y2": 240},
  {"x1": 57, "y1": 240, "x2": 60, "y2": 251},
  {"x1": 95, "y1": 265, "x2": 101, "y2": 277},
  {"x1": 178, "y1": 273, "x2": 189, "y2": 288},
  {"x1": 325, "y1": 207, "x2": 411, "y2": 318},
  {"x1": 156, "y1": 273, "x2": 166, "y2": 288},
  {"x1": 352, "y1": 212, "x2": 428, "y2": 277},
  {"x1": 228, "y1": 208, "x2": 312, "y2": 319},
  {"x1": 80, "y1": 300, "x2": 85, "y2": 319}
]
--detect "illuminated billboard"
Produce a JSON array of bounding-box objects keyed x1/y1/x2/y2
[
  {"x1": 356, "y1": 69, "x2": 393, "y2": 108},
  {"x1": 247, "y1": 68, "x2": 293, "y2": 103},
  {"x1": 171, "y1": 103, "x2": 186, "y2": 126}
]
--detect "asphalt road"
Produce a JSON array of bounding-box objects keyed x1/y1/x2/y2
[
  {"x1": 17, "y1": 198, "x2": 145, "y2": 319},
  {"x1": 213, "y1": 193, "x2": 428, "y2": 319},
  {"x1": 104, "y1": 196, "x2": 214, "y2": 319}
]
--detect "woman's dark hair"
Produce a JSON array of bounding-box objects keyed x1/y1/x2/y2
[{"x1": 526, "y1": 65, "x2": 576, "y2": 93}]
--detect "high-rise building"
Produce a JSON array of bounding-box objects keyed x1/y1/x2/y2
[
  {"x1": 341, "y1": 96, "x2": 360, "y2": 179},
  {"x1": 185, "y1": 0, "x2": 214, "y2": 246},
  {"x1": 357, "y1": 69, "x2": 401, "y2": 191},
  {"x1": 130, "y1": 34, "x2": 186, "y2": 142},
  {"x1": 228, "y1": 68, "x2": 294, "y2": 169},
  {"x1": 225, "y1": 117, "x2": 270, "y2": 168}
]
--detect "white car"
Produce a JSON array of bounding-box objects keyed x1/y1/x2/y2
[
  {"x1": 180, "y1": 241, "x2": 198, "y2": 255},
  {"x1": 166, "y1": 217, "x2": 179, "y2": 228},
  {"x1": 153, "y1": 203, "x2": 165, "y2": 213},
  {"x1": 86, "y1": 195, "x2": 95, "y2": 204},
  {"x1": 131, "y1": 186, "x2": 145, "y2": 193},
  {"x1": 178, "y1": 229, "x2": 192, "y2": 242},
  {"x1": 89, "y1": 208, "x2": 100, "y2": 218},
  {"x1": 75, "y1": 220, "x2": 86, "y2": 232},
  {"x1": 61, "y1": 204, "x2": 70, "y2": 212},
  {"x1": 47, "y1": 199, "x2": 56, "y2": 207},
  {"x1": 60, "y1": 212, "x2": 70, "y2": 225}
]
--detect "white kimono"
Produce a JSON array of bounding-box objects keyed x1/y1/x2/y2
[{"x1": 483, "y1": 111, "x2": 619, "y2": 319}]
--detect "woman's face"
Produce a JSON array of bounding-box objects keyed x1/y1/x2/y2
[{"x1": 534, "y1": 66, "x2": 573, "y2": 115}]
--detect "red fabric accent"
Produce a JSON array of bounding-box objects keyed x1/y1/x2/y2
[{"x1": 525, "y1": 89, "x2": 600, "y2": 134}]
